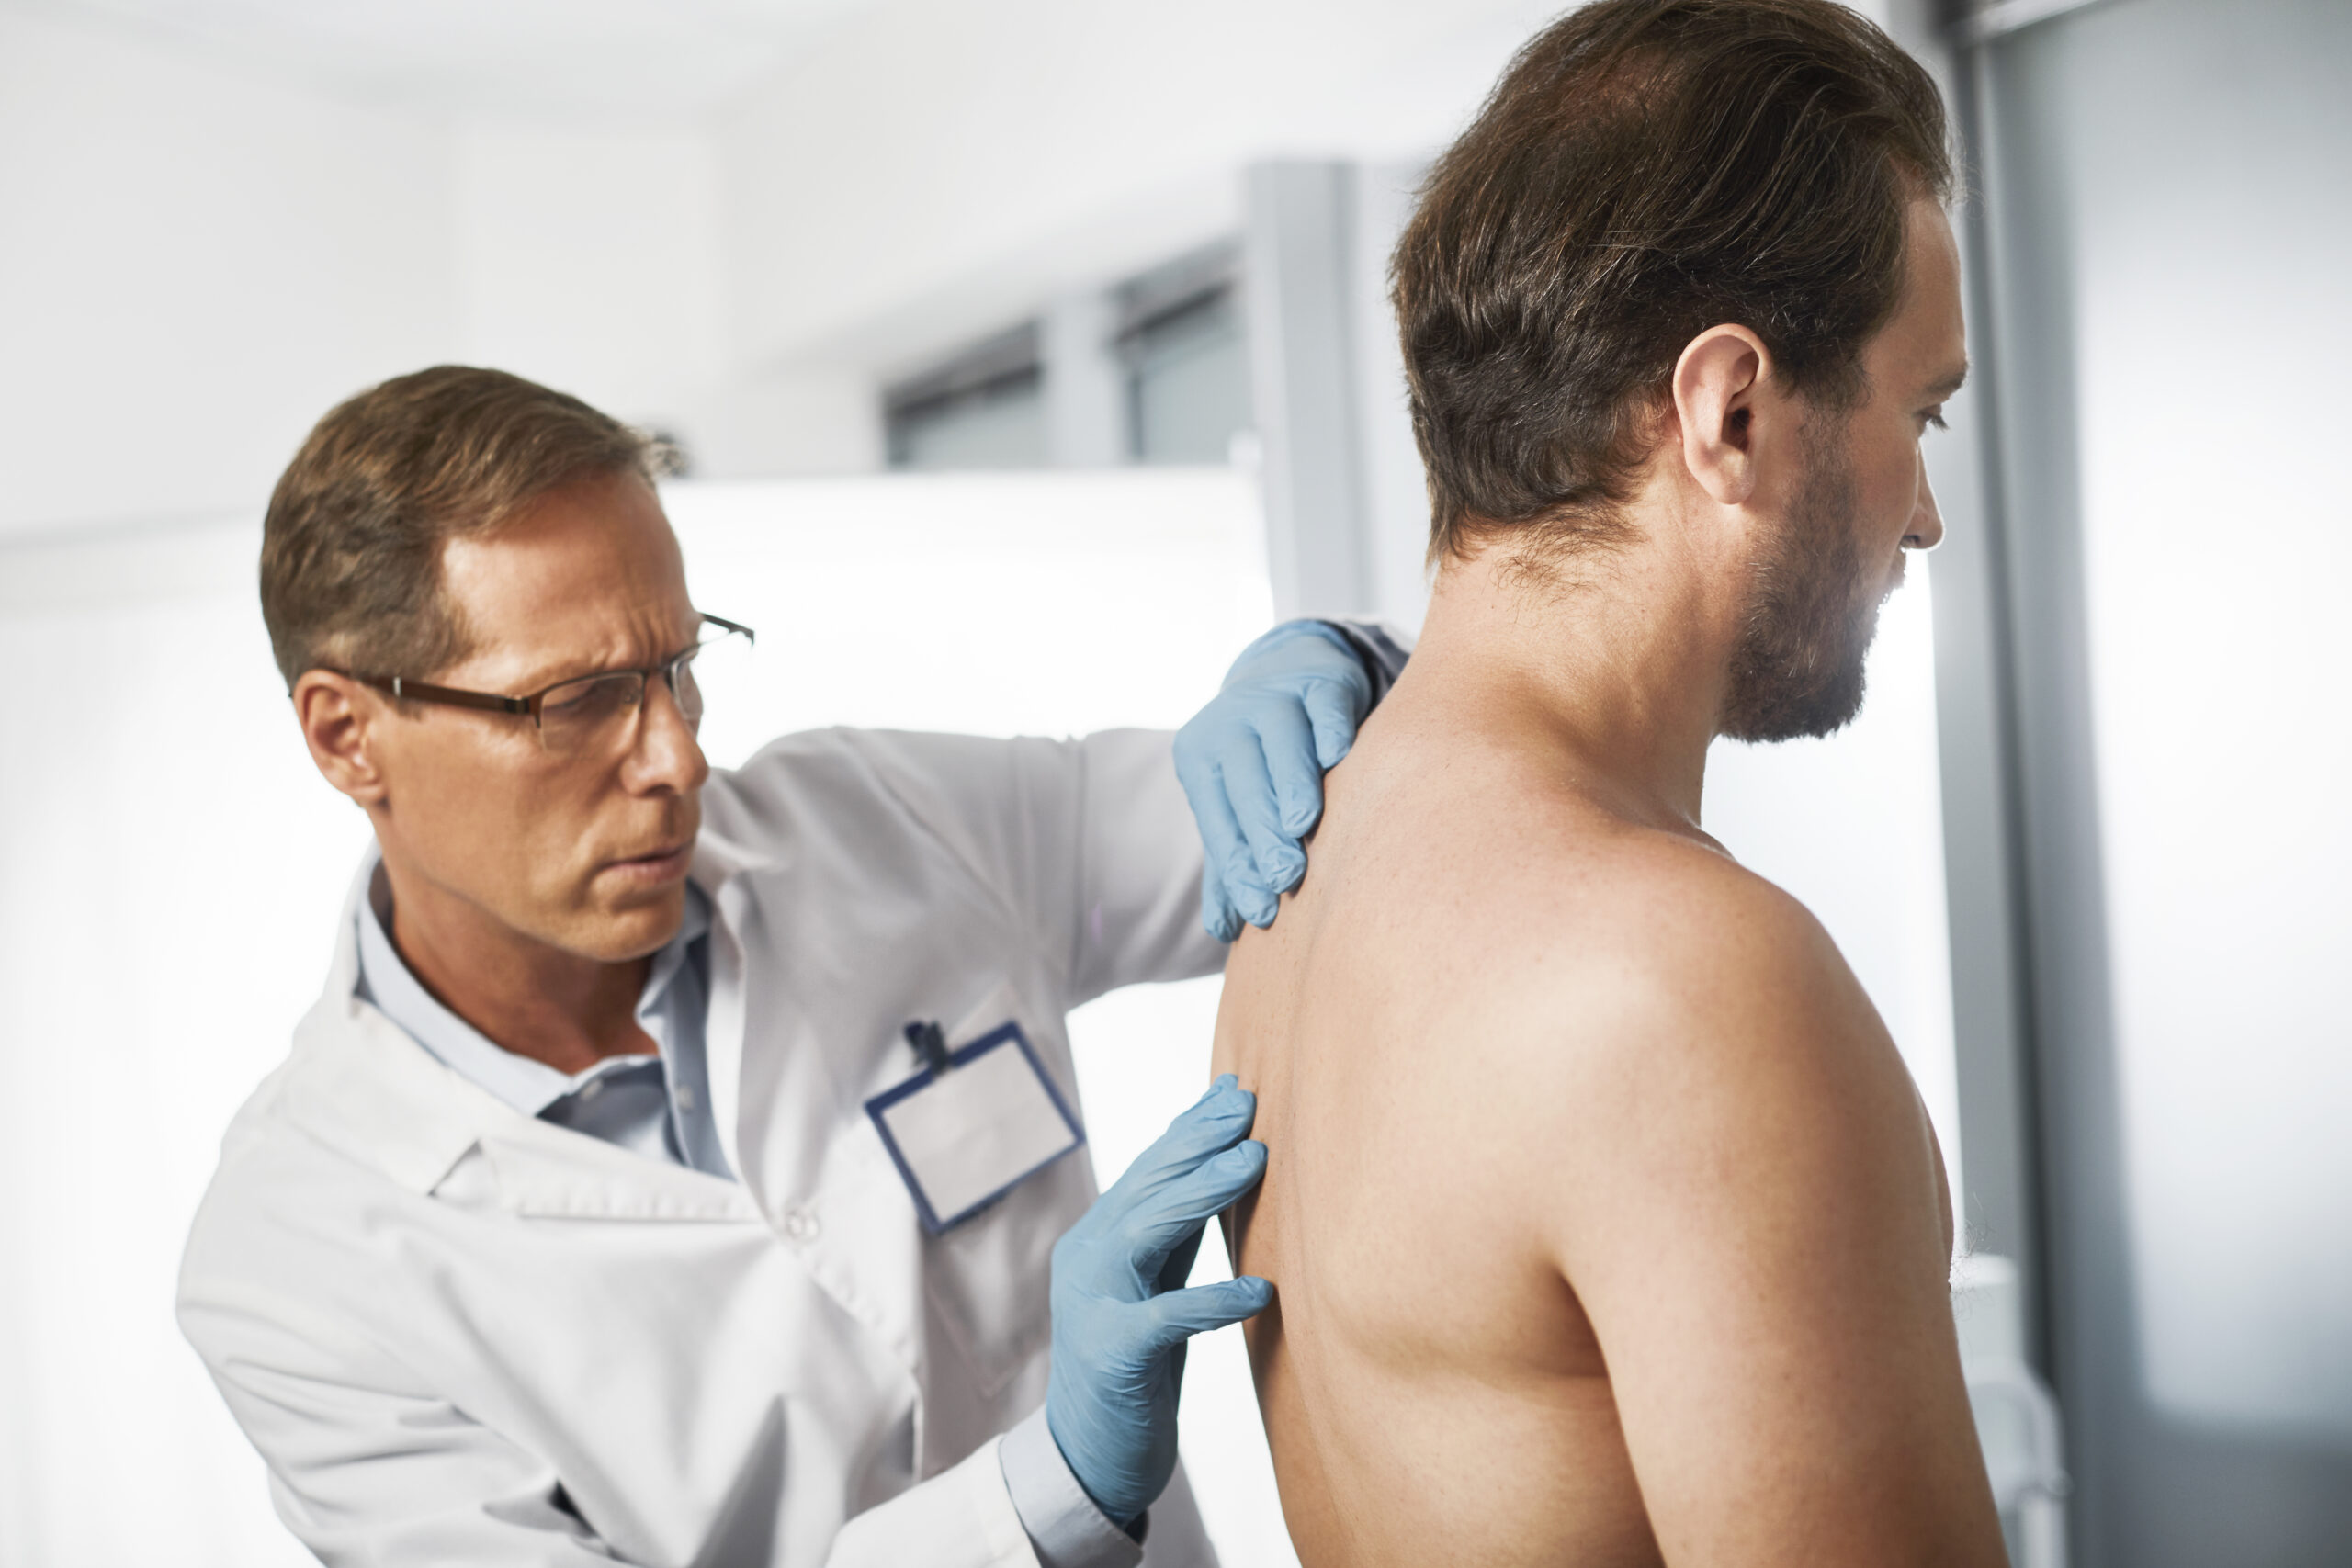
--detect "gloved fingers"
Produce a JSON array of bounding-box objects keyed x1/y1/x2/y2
[
  {"x1": 1220, "y1": 619, "x2": 1324, "y2": 682},
  {"x1": 1250, "y1": 694, "x2": 1328, "y2": 843},
  {"x1": 1198, "y1": 871, "x2": 1242, "y2": 946},
  {"x1": 1302, "y1": 669, "x2": 1370, "y2": 772},
  {"x1": 1141, "y1": 1275, "x2": 1276, "y2": 1351},
  {"x1": 1119, "y1": 1142, "x2": 1267, "y2": 1280},
  {"x1": 1091, "y1": 1079, "x2": 1256, "y2": 1220},
  {"x1": 1210, "y1": 737, "x2": 1300, "y2": 925},
  {"x1": 1173, "y1": 717, "x2": 1257, "y2": 941},
  {"x1": 1121, "y1": 1079, "x2": 1256, "y2": 1183},
  {"x1": 1156, "y1": 1213, "x2": 1210, "y2": 1296},
  {"x1": 1184, "y1": 761, "x2": 1274, "y2": 936}
]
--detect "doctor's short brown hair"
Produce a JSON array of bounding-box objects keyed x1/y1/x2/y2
[
  {"x1": 259, "y1": 366, "x2": 668, "y2": 690},
  {"x1": 1395, "y1": 0, "x2": 1953, "y2": 564}
]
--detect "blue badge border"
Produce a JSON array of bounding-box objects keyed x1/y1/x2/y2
[{"x1": 864, "y1": 1021, "x2": 1087, "y2": 1235}]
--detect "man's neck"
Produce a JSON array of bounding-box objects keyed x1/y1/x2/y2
[
  {"x1": 378, "y1": 858, "x2": 656, "y2": 1077},
  {"x1": 1396, "y1": 514, "x2": 1740, "y2": 835}
]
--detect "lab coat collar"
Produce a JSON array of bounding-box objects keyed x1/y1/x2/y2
[
  {"x1": 687, "y1": 813, "x2": 775, "y2": 1190},
  {"x1": 688, "y1": 812, "x2": 775, "y2": 896},
  {"x1": 279, "y1": 853, "x2": 760, "y2": 1222}
]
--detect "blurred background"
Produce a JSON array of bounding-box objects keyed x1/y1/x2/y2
[{"x1": 0, "y1": 0, "x2": 2344, "y2": 1564}]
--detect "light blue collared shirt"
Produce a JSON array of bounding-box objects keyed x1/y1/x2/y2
[{"x1": 353, "y1": 858, "x2": 732, "y2": 1181}]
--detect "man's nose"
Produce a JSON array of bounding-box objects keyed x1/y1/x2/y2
[
  {"x1": 1905, "y1": 454, "x2": 1947, "y2": 551},
  {"x1": 625, "y1": 673, "x2": 710, "y2": 795}
]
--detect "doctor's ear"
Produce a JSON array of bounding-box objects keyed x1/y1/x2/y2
[
  {"x1": 292, "y1": 671, "x2": 392, "y2": 807},
  {"x1": 1669, "y1": 324, "x2": 1782, "y2": 508}
]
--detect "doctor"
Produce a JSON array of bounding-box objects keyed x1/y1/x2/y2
[{"x1": 176, "y1": 367, "x2": 1400, "y2": 1568}]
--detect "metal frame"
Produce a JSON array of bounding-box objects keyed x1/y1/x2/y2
[
  {"x1": 881, "y1": 322, "x2": 1046, "y2": 468},
  {"x1": 1925, "y1": 3, "x2": 2352, "y2": 1561},
  {"x1": 347, "y1": 614, "x2": 753, "y2": 734},
  {"x1": 1242, "y1": 161, "x2": 1374, "y2": 619}
]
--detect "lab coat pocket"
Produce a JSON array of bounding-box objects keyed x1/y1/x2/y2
[
  {"x1": 923, "y1": 1143, "x2": 1091, "y2": 1399},
  {"x1": 917, "y1": 983, "x2": 1096, "y2": 1400}
]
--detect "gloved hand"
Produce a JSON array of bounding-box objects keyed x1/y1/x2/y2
[
  {"x1": 1174, "y1": 621, "x2": 1373, "y2": 941},
  {"x1": 1046, "y1": 1075, "x2": 1273, "y2": 1527}
]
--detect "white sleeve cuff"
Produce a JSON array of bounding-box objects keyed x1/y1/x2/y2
[{"x1": 998, "y1": 1408, "x2": 1146, "y2": 1568}]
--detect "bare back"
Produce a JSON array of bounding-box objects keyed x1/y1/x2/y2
[{"x1": 1213, "y1": 700, "x2": 1996, "y2": 1566}]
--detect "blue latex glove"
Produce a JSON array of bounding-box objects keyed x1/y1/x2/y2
[
  {"x1": 1046, "y1": 1076, "x2": 1273, "y2": 1527},
  {"x1": 1173, "y1": 621, "x2": 1374, "y2": 941}
]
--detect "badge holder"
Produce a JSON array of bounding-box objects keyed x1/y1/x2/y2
[{"x1": 865, "y1": 1019, "x2": 1086, "y2": 1235}]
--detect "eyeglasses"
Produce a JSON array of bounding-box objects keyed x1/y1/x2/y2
[{"x1": 345, "y1": 613, "x2": 754, "y2": 757}]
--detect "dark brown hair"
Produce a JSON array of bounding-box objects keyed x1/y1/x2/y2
[
  {"x1": 1395, "y1": 0, "x2": 1952, "y2": 563},
  {"x1": 259, "y1": 366, "x2": 664, "y2": 689}
]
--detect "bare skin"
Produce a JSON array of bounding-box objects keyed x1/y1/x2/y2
[
  {"x1": 1212, "y1": 199, "x2": 2007, "y2": 1566},
  {"x1": 293, "y1": 471, "x2": 708, "y2": 1074}
]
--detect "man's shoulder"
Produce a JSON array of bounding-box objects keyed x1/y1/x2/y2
[
  {"x1": 1580, "y1": 828, "x2": 1845, "y2": 1008},
  {"x1": 1443, "y1": 807, "x2": 1943, "y2": 1256},
  {"x1": 1472, "y1": 816, "x2": 1888, "y2": 1113},
  {"x1": 1329, "y1": 736, "x2": 1864, "y2": 1077},
  {"x1": 1483, "y1": 800, "x2": 1835, "y2": 976}
]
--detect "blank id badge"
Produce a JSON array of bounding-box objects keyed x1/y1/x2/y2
[{"x1": 865, "y1": 1021, "x2": 1086, "y2": 1235}]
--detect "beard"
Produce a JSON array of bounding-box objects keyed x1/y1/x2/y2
[{"x1": 1718, "y1": 423, "x2": 1891, "y2": 743}]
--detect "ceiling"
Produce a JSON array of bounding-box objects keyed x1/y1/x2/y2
[{"x1": 9, "y1": 0, "x2": 888, "y2": 119}]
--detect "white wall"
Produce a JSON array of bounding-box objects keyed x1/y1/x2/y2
[
  {"x1": 0, "y1": 0, "x2": 1905, "y2": 525},
  {"x1": 712, "y1": 0, "x2": 1898, "y2": 399},
  {"x1": 0, "y1": 8, "x2": 777, "y2": 537},
  {"x1": 718, "y1": 0, "x2": 1566, "y2": 387},
  {"x1": 0, "y1": 8, "x2": 461, "y2": 535},
  {"x1": 452, "y1": 123, "x2": 728, "y2": 447}
]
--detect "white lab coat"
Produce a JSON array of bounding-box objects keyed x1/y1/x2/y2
[{"x1": 177, "y1": 727, "x2": 1227, "y2": 1568}]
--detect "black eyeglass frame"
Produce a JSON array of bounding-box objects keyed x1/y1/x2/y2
[{"x1": 339, "y1": 613, "x2": 755, "y2": 731}]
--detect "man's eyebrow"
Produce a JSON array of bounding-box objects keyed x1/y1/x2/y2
[
  {"x1": 1925, "y1": 362, "x2": 1971, "y2": 399},
  {"x1": 514, "y1": 630, "x2": 701, "y2": 694}
]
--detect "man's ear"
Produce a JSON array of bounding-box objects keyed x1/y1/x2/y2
[
  {"x1": 1670, "y1": 325, "x2": 1775, "y2": 507},
  {"x1": 292, "y1": 671, "x2": 392, "y2": 807}
]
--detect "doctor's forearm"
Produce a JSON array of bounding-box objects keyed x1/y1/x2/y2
[{"x1": 1067, "y1": 728, "x2": 1227, "y2": 999}]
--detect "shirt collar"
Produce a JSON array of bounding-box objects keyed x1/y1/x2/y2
[
  {"x1": 354, "y1": 851, "x2": 710, "y2": 1122},
  {"x1": 639, "y1": 877, "x2": 711, "y2": 1024}
]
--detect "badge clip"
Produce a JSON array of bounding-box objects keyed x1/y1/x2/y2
[
  {"x1": 904, "y1": 1019, "x2": 953, "y2": 1076},
  {"x1": 867, "y1": 1020, "x2": 1085, "y2": 1235}
]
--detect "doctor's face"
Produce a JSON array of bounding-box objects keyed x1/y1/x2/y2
[{"x1": 366, "y1": 471, "x2": 710, "y2": 964}]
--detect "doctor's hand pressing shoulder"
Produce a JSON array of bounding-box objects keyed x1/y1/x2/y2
[
  {"x1": 175, "y1": 367, "x2": 1403, "y2": 1568},
  {"x1": 1174, "y1": 620, "x2": 1411, "y2": 941}
]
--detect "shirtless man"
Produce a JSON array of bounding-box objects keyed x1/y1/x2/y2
[{"x1": 1210, "y1": 2, "x2": 2008, "y2": 1562}]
